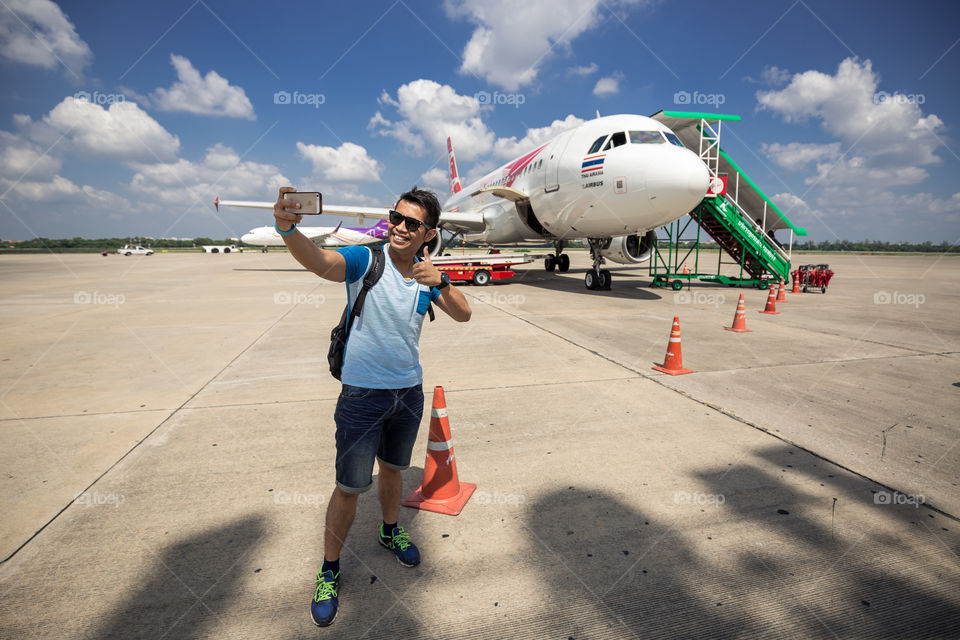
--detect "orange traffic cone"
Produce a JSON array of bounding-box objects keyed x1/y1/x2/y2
[
  {"x1": 791, "y1": 278, "x2": 801, "y2": 294},
  {"x1": 759, "y1": 285, "x2": 779, "y2": 314},
  {"x1": 725, "y1": 293, "x2": 752, "y2": 332},
  {"x1": 402, "y1": 386, "x2": 476, "y2": 516},
  {"x1": 652, "y1": 316, "x2": 693, "y2": 375},
  {"x1": 682, "y1": 264, "x2": 688, "y2": 275},
  {"x1": 776, "y1": 280, "x2": 786, "y2": 303}
]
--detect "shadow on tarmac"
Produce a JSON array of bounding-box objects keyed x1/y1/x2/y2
[
  {"x1": 88, "y1": 451, "x2": 959, "y2": 639},
  {"x1": 94, "y1": 514, "x2": 268, "y2": 640},
  {"x1": 518, "y1": 448, "x2": 960, "y2": 639}
]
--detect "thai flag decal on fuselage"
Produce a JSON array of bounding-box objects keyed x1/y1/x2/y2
[{"x1": 582, "y1": 154, "x2": 605, "y2": 174}]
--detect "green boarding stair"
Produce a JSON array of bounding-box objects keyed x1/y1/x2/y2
[
  {"x1": 649, "y1": 111, "x2": 807, "y2": 286},
  {"x1": 690, "y1": 195, "x2": 791, "y2": 283}
]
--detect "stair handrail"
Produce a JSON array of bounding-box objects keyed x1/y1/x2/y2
[{"x1": 714, "y1": 193, "x2": 790, "y2": 264}]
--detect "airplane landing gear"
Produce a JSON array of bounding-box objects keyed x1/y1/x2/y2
[
  {"x1": 585, "y1": 238, "x2": 611, "y2": 291},
  {"x1": 544, "y1": 241, "x2": 570, "y2": 273}
]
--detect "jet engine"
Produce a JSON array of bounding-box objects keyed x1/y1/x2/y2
[{"x1": 599, "y1": 230, "x2": 657, "y2": 264}]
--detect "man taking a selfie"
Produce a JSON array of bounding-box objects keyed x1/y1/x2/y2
[{"x1": 272, "y1": 185, "x2": 472, "y2": 627}]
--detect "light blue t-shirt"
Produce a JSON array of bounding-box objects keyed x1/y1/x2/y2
[{"x1": 337, "y1": 245, "x2": 440, "y2": 389}]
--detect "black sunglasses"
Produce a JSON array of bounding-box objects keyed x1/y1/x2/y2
[{"x1": 389, "y1": 209, "x2": 431, "y2": 232}]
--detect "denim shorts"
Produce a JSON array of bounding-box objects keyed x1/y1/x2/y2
[{"x1": 333, "y1": 384, "x2": 424, "y2": 493}]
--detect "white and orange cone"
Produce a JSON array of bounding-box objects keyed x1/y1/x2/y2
[
  {"x1": 725, "y1": 293, "x2": 752, "y2": 332},
  {"x1": 402, "y1": 386, "x2": 476, "y2": 516},
  {"x1": 652, "y1": 316, "x2": 693, "y2": 375},
  {"x1": 791, "y1": 278, "x2": 801, "y2": 294},
  {"x1": 759, "y1": 285, "x2": 779, "y2": 314},
  {"x1": 776, "y1": 279, "x2": 787, "y2": 303}
]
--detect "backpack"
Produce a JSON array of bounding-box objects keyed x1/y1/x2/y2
[{"x1": 328, "y1": 247, "x2": 385, "y2": 380}]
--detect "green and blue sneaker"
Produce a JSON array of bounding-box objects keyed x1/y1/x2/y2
[
  {"x1": 378, "y1": 524, "x2": 420, "y2": 567},
  {"x1": 310, "y1": 569, "x2": 340, "y2": 627}
]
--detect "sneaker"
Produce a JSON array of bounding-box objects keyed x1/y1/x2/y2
[
  {"x1": 378, "y1": 524, "x2": 420, "y2": 567},
  {"x1": 310, "y1": 569, "x2": 340, "y2": 627}
]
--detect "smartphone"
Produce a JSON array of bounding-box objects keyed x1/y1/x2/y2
[{"x1": 283, "y1": 192, "x2": 322, "y2": 214}]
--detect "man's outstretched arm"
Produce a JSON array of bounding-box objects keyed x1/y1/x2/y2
[{"x1": 274, "y1": 186, "x2": 346, "y2": 282}]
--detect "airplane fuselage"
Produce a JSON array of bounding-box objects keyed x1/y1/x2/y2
[{"x1": 444, "y1": 114, "x2": 709, "y2": 244}]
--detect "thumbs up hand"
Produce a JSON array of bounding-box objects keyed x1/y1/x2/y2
[{"x1": 412, "y1": 245, "x2": 442, "y2": 287}]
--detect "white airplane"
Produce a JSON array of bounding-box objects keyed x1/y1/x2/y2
[{"x1": 217, "y1": 113, "x2": 712, "y2": 289}]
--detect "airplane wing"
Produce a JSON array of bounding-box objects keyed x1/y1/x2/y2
[
  {"x1": 469, "y1": 185, "x2": 528, "y2": 202},
  {"x1": 216, "y1": 195, "x2": 487, "y2": 233},
  {"x1": 214, "y1": 197, "x2": 391, "y2": 223}
]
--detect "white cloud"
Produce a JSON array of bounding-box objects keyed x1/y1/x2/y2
[
  {"x1": 130, "y1": 143, "x2": 289, "y2": 208},
  {"x1": 0, "y1": 0, "x2": 92, "y2": 74},
  {"x1": 368, "y1": 79, "x2": 494, "y2": 160},
  {"x1": 296, "y1": 141, "x2": 383, "y2": 182},
  {"x1": 0, "y1": 131, "x2": 62, "y2": 180},
  {"x1": 419, "y1": 167, "x2": 448, "y2": 190},
  {"x1": 493, "y1": 114, "x2": 584, "y2": 159},
  {"x1": 444, "y1": 0, "x2": 650, "y2": 90},
  {"x1": 757, "y1": 58, "x2": 945, "y2": 190},
  {"x1": 593, "y1": 74, "x2": 622, "y2": 97},
  {"x1": 2, "y1": 174, "x2": 128, "y2": 207},
  {"x1": 761, "y1": 141, "x2": 840, "y2": 171},
  {"x1": 17, "y1": 96, "x2": 181, "y2": 161},
  {"x1": 757, "y1": 58, "x2": 943, "y2": 168},
  {"x1": 567, "y1": 62, "x2": 598, "y2": 76},
  {"x1": 760, "y1": 65, "x2": 791, "y2": 86},
  {"x1": 151, "y1": 54, "x2": 255, "y2": 120}
]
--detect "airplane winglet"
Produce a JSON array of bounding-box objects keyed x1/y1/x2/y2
[{"x1": 214, "y1": 196, "x2": 219, "y2": 212}]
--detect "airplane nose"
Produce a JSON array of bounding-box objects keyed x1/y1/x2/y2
[{"x1": 647, "y1": 151, "x2": 709, "y2": 215}]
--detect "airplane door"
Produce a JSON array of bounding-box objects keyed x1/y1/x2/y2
[{"x1": 544, "y1": 132, "x2": 573, "y2": 193}]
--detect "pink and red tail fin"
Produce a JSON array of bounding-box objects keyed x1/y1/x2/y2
[{"x1": 447, "y1": 136, "x2": 462, "y2": 196}]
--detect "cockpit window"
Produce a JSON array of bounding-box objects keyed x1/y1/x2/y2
[
  {"x1": 587, "y1": 136, "x2": 607, "y2": 155},
  {"x1": 603, "y1": 131, "x2": 627, "y2": 151},
  {"x1": 664, "y1": 132, "x2": 684, "y2": 147},
  {"x1": 629, "y1": 130, "x2": 665, "y2": 144}
]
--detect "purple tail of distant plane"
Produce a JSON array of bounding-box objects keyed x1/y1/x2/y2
[{"x1": 357, "y1": 219, "x2": 389, "y2": 237}]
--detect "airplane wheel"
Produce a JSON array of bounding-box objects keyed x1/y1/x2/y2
[
  {"x1": 545, "y1": 255, "x2": 556, "y2": 272},
  {"x1": 558, "y1": 254, "x2": 570, "y2": 272},
  {"x1": 599, "y1": 269, "x2": 612, "y2": 290},
  {"x1": 584, "y1": 270, "x2": 598, "y2": 290},
  {"x1": 472, "y1": 269, "x2": 491, "y2": 286}
]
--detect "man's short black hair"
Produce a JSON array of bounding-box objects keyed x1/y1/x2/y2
[{"x1": 396, "y1": 186, "x2": 441, "y2": 230}]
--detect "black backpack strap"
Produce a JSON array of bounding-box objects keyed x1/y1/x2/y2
[{"x1": 345, "y1": 247, "x2": 385, "y2": 335}]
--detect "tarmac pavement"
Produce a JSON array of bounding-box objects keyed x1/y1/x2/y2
[{"x1": 0, "y1": 250, "x2": 958, "y2": 639}]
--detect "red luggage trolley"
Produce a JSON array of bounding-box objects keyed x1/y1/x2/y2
[{"x1": 791, "y1": 264, "x2": 834, "y2": 293}]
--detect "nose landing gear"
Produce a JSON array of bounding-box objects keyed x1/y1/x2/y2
[{"x1": 585, "y1": 238, "x2": 611, "y2": 291}]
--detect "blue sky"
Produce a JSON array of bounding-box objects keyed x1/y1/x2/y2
[{"x1": 1, "y1": 0, "x2": 958, "y2": 243}]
